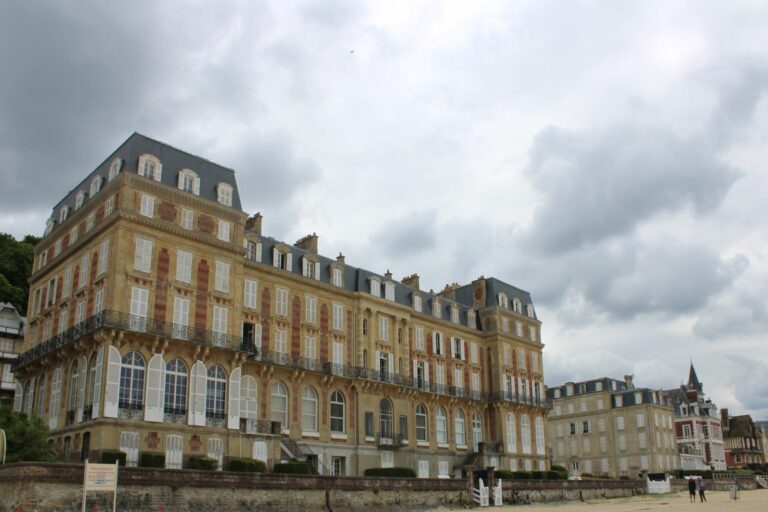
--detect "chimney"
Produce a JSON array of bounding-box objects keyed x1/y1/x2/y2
[
  {"x1": 624, "y1": 374, "x2": 634, "y2": 389},
  {"x1": 721, "y1": 408, "x2": 729, "y2": 432},
  {"x1": 245, "y1": 212, "x2": 263, "y2": 234},
  {"x1": 471, "y1": 276, "x2": 487, "y2": 309},
  {"x1": 402, "y1": 273, "x2": 420, "y2": 290},
  {"x1": 295, "y1": 233, "x2": 318, "y2": 254},
  {"x1": 336, "y1": 252, "x2": 345, "y2": 266}
]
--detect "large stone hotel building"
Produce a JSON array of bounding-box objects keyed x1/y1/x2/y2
[{"x1": 13, "y1": 133, "x2": 548, "y2": 477}]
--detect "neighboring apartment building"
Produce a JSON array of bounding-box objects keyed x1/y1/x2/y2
[
  {"x1": 12, "y1": 133, "x2": 548, "y2": 477},
  {"x1": 755, "y1": 421, "x2": 768, "y2": 466},
  {"x1": 547, "y1": 375, "x2": 678, "y2": 478},
  {"x1": 0, "y1": 302, "x2": 25, "y2": 404},
  {"x1": 663, "y1": 363, "x2": 726, "y2": 470},
  {"x1": 721, "y1": 409, "x2": 765, "y2": 468}
]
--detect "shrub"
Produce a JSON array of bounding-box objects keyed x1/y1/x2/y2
[
  {"x1": 363, "y1": 467, "x2": 416, "y2": 478},
  {"x1": 551, "y1": 465, "x2": 568, "y2": 478},
  {"x1": 188, "y1": 456, "x2": 219, "y2": 470},
  {"x1": 229, "y1": 457, "x2": 267, "y2": 473},
  {"x1": 140, "y1": 452, "x2": 165, "y2": 468},
  {"x1": 546, "y1": 470, "x2": 566, "y2": 480},
  {"x1": 100, "y1": 450, "x2": 126, "y2": 466},
  {"x1": 531, "y1": 471, "x2": 545, "y2": 479},
  {"x1": 494, "y1": 470, "x2": 514, "y2": 480},
  {"x1": 273, "y1": 461, "x2": 310, "y2": 474},
  {"x1": 511, "y1": 471, "x2": 533, "y2": 480}
]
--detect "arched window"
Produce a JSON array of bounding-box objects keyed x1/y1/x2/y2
[
  {"x1": 506, "y1": 412, "x2": 517, "y2": 453},
  {"x1": 454, "y1": 410, "x2": 466, "y2": 446},
  {"x1": 177, "y1": 169, "x2": 200, "y2": 195},
  {"x1": 90, "y1": 175, "x2": 103, "y2": 197},
  {"x1": 497, "y1": 293, "x2": 509, "y2": 308},
  {"x1": 164, "y1": 358, "x2": 188, "y2": 422},
  {"x1": 270, "y1": 381, "x2": 288, "y2": 431},
  {"x1": 521, "y1": 414, "x2": 532, "y2": 454},
  {"x1": 379, "y1": 399, "x2": 393, "y2": 438},
  {"x1": 362, "y1": 319, "x2": 368, "y2": 336},
  {"x1": 436, "y1": 407, "x2": 448, "y2": 444},
  {"x1": 301, "y1": 387, "x2": 318, "y2": 433},
  {"x1": 240, "y1": 375, "x2": 258, "y2": 424},
  {"x1": 138, "y1": 154, "x2": 162, "y2": 181},
  {"x1": 330, "y1": 391, "x2": 345, "y2": 434},
  {"x1": 535, "y1": 416, "x2": 545, "y2": 455},
  {"x1": 36, "y1": 375, "x2": 46, "y2": 418},
  {"x1": 85, "y1": 353, "x2": 98, "y2": 417},
  {"x1": 119, "y1": 351, "x2": 145, "y2": 414},
  {"x1": 206, "y1": 365, "x2": 226, "y2": 425},
  {"x1": 75, "y1": 191, "x2": 86, "y2": 210},
  {"x1": 59, "y1": 206, "x2": 70, "y2": 223},
  {"x1": 472, "y1": 412, "x2": 483, "y2": 451},
  {"x1": 108, "y1": 158, "x2": 122, "y2": 181},
  {"x1": 415, "y1": 404, "x2": 428, "y2": 442},
  {"x1": 68, "y1": 362, "x2": 79, "y2": 417},
  {"x1": 513, "y1": 298, "x2": 522, "y2": 314},
  {"x1": 217, "y1": 183, "x2": 233, "y2": 206}
]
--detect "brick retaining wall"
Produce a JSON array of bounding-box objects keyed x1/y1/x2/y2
[{"x1": 0, "y1": 463, "x2": 646, "y2": 512}]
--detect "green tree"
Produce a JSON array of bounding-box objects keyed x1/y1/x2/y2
[
  {"x1": 0, "y1": 233, "x2": 38, "y2": 315},
  {"x1": 0, "y1": 402, "x2": 57, "y2": 462}
]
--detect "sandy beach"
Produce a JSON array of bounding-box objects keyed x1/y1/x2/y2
[{"x1": 434, "y1": 489, "x2": 768, "y2": 511}]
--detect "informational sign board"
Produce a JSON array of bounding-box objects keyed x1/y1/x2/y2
[{"x1": 82, "y1": 460, "x2": 119, "y2": 512}]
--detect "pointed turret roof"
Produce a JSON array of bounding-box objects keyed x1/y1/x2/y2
[{"x1": 687, "y1": 362, "x2": 703, "y2": 392}]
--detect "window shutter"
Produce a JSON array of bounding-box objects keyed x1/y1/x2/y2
[
  {"x1": 13, "y1": 382, "x2": 22, "y2": 412},
  {"x1": 387, "y1": 353, "x2": 394, "y2": 375},
  {"x1": 254, "y1": 324, "x2": 262, "y2": 360},
  {"x1": 424, "y1": 362, "x2": 430, "y2": 387},
  {"x1": 92, "y1": 347, "x2": 104, "y2": 419},
  {"x1": 439, "y1": 335, "x2": 444, "y2": 356},
  {"x1": 314, "y1": 262, "x2": 320, "y2": 280},
  {"x1": 103, "y1": 346, "x2": 121, "y2": 418},
  {"x1": 190, "y1": 361, "x2": 207, "y2": 426},
  {"x1": 144, "y1": 354, "x2": 165, "y2": 422},
  {"x1": 286, "y1": 252, "x2": 293, "y2": 272},
  {"x1": 228, "y1": 367, "x2": 241, "y2": 429},
  {"x1": 502, "y1": 375, "x2": 509, "y2": 395},
  {"x1": 49, "y1": 368, "x2": 62, "y2": 428},
  {"x1": 154, "y1": 162, "x2": 163, "y2": 182},
  {"x1": 76, "y1": 355, "x2": 87, "y2": 422},
  {"x1": 374, "y1": 351, "x2": 381, "y2": 371},
  {"x1": 460, "y1": 340, "x2": 466, "y2": 361},
  {"x1": 24, "y1": 377, "x2": 36, "y2": 416},
  {"x1": 193, "y1": 177, "x2": 200, "y2": 195},
  {"x1": 177, "y1": 173, "x2": 183, "y2": 189},
  {"x1": 302, "y1": 257, "x2": 308, "y2": 277},
  {"x1": 432, "y1": 332, "x2": 437, "y2": 354},
  {"x1": 256, "y1": 243, "x2": 262, "y2": 262},
  {"x1": 272, "y1": 247, "x2": 279, "y2": 268},
  {"x1": 252, "y1": 441, "x2": 267, "y2": 462},
  {"x1": 413, "y1": 360, "x2": 418, "y2": 380}
]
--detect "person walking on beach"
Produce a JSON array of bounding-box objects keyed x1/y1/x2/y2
[
  {"x1": 698, "y1": 478, "x2": 706, "y2": 502},
  {"x1": 688, "y1": 478, "x2": 696, "y2": 502}
]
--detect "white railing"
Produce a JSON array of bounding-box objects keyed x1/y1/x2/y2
[
  {"x1": 756, "y1": 475, "x2": 767, "y2": 489},
  {"x1": 472, "y1": 479, "x2": 489, "y2": 507},
  {"x1": 493, "y1": 478, "x2": 503, "y2": 506}
]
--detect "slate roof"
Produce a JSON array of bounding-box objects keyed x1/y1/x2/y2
[{"x1": 50, "y1": 132, "x2": 242, "y2": 228}]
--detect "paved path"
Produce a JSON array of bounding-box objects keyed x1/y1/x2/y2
[{"x1": 436, "y1": 489, "x2": 768, "y2": 511}]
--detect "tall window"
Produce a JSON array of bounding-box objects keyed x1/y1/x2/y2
[
  {"x1": 521, "y1": 414, "x2": 532, "y2": 454},
  {"x1": 330, "y1": 391, "x2": 345, "y2": 434},
  {"x1": 176, "y1": 250, "x2": 192, "y2": 283},
  {"x1": 244, "y1": 280, "x2": 258, "y2": 309},
  {"x1": 436, "y1": 407, "x2": 448, "y2": 444},
  {"x1": 455, "y1": 410, "x2": 466, "y2": 446},
  {"x1": 379, "y1": 399, "x2": 393, "y2": 438},
  {"x1": 139, "y1": 194, "x2": 155, "y2": 217},
  {"x1": 164, "y1": 359, "x2": 188, "y2": 419},
  {"x1": 68, "y1": 362, "x2": 79, "y2": 414},
  {"x1": 536, "y1": 417, "x2": 545, "y2": 454},
  {"x1": 214, "y1": 261, "x2": 230, "y2": 293},
  {"x1": 379, "y1": 316, "x2": 390, "y2": 341},
  {"x1": 119, "y1": 351, "x2": 145, "y2": 412},
  {"x1": 134, "y1": 238, "x2": 153, "y2": 272},
  {"x1": 217, "y1": 183, "x2": 233, "y2": 206},
  {"x1": 416, "y1": 404, "x2": 428, "y2": 442},
  {"x1": 180, "y1": 208, "x2": 194, "y2": 229},
  {"x1": 332, "y1": 303, "x2": 343, "y2": 330},
  {"x1": 415, "y1": 327, "x2": 424, "y2": 351},
  {"x1": 217, "y1": 220, "x2": 231, "y2": 242},
  {"x1": 301, "y1": 387, "x2": 318, "y2": 433},
  {"x1": 305, "y1": 296, "x2": 317, "y2": 323},
  {"x1": 240, "y1": 376, "x2": 258, "y2": 422},
  {"x1": 172, "y1": 297, "x2": 190, "y2": 340},
  {"x1": 472, "y1": 413, "x2": 483, "y2": 451},
  {"x1": 86, "y1": 353, "x2": 97, "y2": 412},
  {"x1": 506, "y1": 413, "x2": 517, "y2": 453},
  {"x1": 206, "y1": 365, "x2": 226, "y2": 424},
  {"x1": 270, "y1": 382, "x2": 288, "y2": 431},
  {"x1": 276, "y1": 289, "x2": 288, "y2": 316},
  {"x1": 212, "y1": 306, "x2": 228, "y2": 346}
]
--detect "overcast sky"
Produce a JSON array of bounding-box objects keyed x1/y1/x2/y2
[{"x1": 1, "y1": 1, "x2": 766, "y2": 421}]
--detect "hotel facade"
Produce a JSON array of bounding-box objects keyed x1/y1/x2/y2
[{"x1": 13, "y1": 133, "x2": 548, "y2": 477}]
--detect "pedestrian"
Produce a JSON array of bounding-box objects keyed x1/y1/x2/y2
[
  {"x1": 688, "y1": 478, "x2": 696, "y2": 503},
  {"x1": 698, "y1": 478, "x2": 706, "y2": 502}
]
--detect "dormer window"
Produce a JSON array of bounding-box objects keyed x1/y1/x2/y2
[
  {"x1": 217, "y1": 183, "x2": 233, "y2": 206},
  {"x1": 108, "y1": 158, "x2": 122, "y2": 181},
  {"x1": 59, "y1": 206, "x2": 70, "y2": 223},
  {"x1": 44, "y1": 219, "x2": 54, "y2": 237},
  {"x1": 369, "y1": 277, "x2": 381, "y2": 297},
  {"x1": 513, "y1": 298, "x2": 522, "y2": 314},
  {"x1": 432, "y1": 298, "x2": 441, "y2": 318},
  {"x1": 138, "y1": 154, "x2": 162, "y2": 181},
  {"x1": 526, "y1": 304, "x2": 535, "y2": 318},
  {"x1": 467, "y1": 309, "x2": 476, "y2": 327},
  {"x1": 384, "y1": 282, "x2": 395, "y2": 301},
  {"x1": 302, "y1": 256, "x2": 320, "y2": 280},
  {"x1": 178, "y1": 169, "x2": 200, "y2": 195},
  {"x1": 451, "y1": 306, "x2": 459, "y2": 324},
  {"x1": 413, "y1": 295, "x2": 422, "y2": 312},
  {"x1": 272, "y1": 246, "x2": 292, "y2": 271},
  {"x1": 331, "y1": 267, "x2": 343, "y2": 287},
  {"x1": 75, "y1": 191, "x2": 85, "y2": 210},
  {"x1": 497, "y1": 293, "x2": 509, "y2": 308},
  {"x1": 244, "y1": 239, "x2": 262, "y2": 262},
  {"x1": 89, "y1": 176, "x2": 103, "y2": 197}
]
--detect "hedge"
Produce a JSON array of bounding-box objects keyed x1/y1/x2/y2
[
  {"x1": 363, "y1": 467, "x2": 416, "y2": 478},
  {"x1": 140, "y1": 452, "x2": 165, "y2": 468},
  {"x1": 494, "y1": 470, "x2": 514, "y2": 480},
  {"x1": 511, "y1": 471, "x2": 532, "y2": 480},
  {"x1": 228, "y1": 457, "x2": 267, "y2": 473},
  {"x1": 551, "y1": 465, "x2": 568, "y2": 477},
  {"x1": 100, "y1": 450, "x2": 126, "y2": 466},
  {"x1": 273, "y1": 461, "x2": 310, "y2": 474},
  {"x1": 188, "y1": 455, "x2": 219, "y2": 470},
  {"x1": 672, "y1": 469, "x2": 713, "y2": 479}
]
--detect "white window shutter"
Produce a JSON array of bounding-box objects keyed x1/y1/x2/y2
[
  {"x1": 256, "y1": 243, "x2": 262, "y2": 262},
  {"x1": 314, "y1": 262, "x2": 320, "y2": 280},
  {"x1": 432, "y1": 332, "x2": 437, "y2": 354},
  {"x1": 272, "y1": 247, "x2": 279, "y2": 268},
  {"x1": 424, "y1": 362, "x2": 430, "y2": 387},
  {"x1": 155, "y1": 162, "x2": 163, "y2": 182},
  {"x1": 193, "y1": 177, "x2": 200, "y2": 195},
  {"x1": 502, "y1": 375, "x2": 509, "y2": 395},
  {"x1": 190, "y1": 361, "x2": 207, "y2": 426},
  {"x1": 302, "y1": 257, "x2": 308, "y2": 277},
  {"x1": 144, "y1": 354, "x2": 165, "y2": 422},
  {"x1": 177, "y1": 173, "x2": 183, "y2": 189},
  {"x1": 49, "y1": 368, "x2": 62, "y2": 429},
  {"x1": 375, "y1": 351, "x2": 381, "y2": 370},
  {"x1": 76, "y1": 356, "x2": 87, "y2": 422},
  {"x1": 228, "y1": 367, "x2": 241, "y2": 429},
  {"x1": 24, "y1": 377, "x2": 36, "y2": 416},
  {"x1": 103, "y1": 346, "x2": 122, "y2": 418},
  {"x1": 286, "y1": 252, "x2": 293, "y2": 272},
  {"x1": 413, "y1": 360, "x2": 418, "y2": 380},
  {"x1": 439, "y1": 335, "x2": 444, "y2": 356},
  {"x1": 387, "y1": 353, "x2": 394, "y2": 375},
  {"x1": 92, "y1": 347, "x2": 104, "y2": 419},
  {"x1": 13, "y1": 382, "x2": 23, "y2": 412},
  {"x1": 460, "y1": 340, "x2": 466, "y2": 361},
  {"x1": 254, "y1": 324, "x2": 262, "y2": 360}
]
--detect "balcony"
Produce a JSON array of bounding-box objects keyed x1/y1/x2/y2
[
  {"x1": 206, "y1": 411, "x2": 226, "y2": 428},
  {"x1": 118, "y1": 401, "x2": 143, "y2": 420},
  {"x1": 376, "y1": 432, "x2": 404, "y2": 449},
  {"x1": 164, "y1": 406, "x2": 186, "y2": 424}
]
